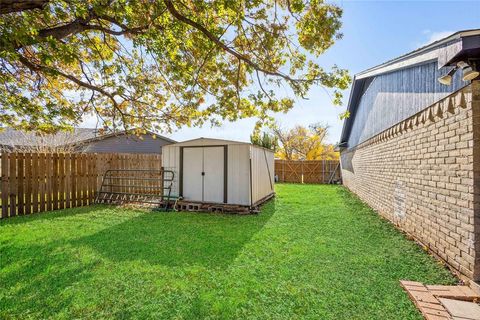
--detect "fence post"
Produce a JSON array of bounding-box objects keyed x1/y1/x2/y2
[
  {"x1": 24, "y1": 153, "x2": 32, "y2": 215},
  {"x1": 301, "y1": 160, "x2": 303, "y2": 184},
  {"x1": 9, "y1": 153, "x2": 16, "y2": 217},
  {"x1": 1, "y1": 154, "x2": 8, "y2": 218},
  {"x1": 322, "y1": 160, "x2": 325, "y2": 183}
]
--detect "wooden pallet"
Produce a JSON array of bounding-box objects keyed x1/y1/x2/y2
[
  {"x1": 175, "y1": 201, "x2": 251, "y2": 214},
  {"x1": 174, "y1": 193, "x2": 275, "y2": 214}
]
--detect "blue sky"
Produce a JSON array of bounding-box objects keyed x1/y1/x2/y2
[{"x1": 82, "y1": 1, "x2": 480, "y2": 144}]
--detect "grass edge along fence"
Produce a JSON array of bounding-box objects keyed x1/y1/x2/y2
[
  {"x1": 0, "y1": 152, "x2": 161, "y2": 219},
  {"x1": 274, "y1": 159, "x2": 341, "y2": 184}
]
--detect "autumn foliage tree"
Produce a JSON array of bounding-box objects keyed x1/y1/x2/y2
[
  {"x1": 272, "y1": 122, "x2": 339, "y2": 160},
  {"x1": 0, "y1": 0, "x2": 350, "y2": 134}
]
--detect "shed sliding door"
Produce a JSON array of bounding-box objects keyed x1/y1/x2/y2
[
  {"x1": 182, "y1": 146, "x2": 225, "y2": 203},
  {"x1": 182, "y1": 148, "x2": 204, "y2": 202},
  {"x1": 203, "y1": 147, "x2": 224, "y2": 203}
]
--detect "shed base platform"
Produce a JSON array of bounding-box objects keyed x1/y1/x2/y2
[{"x1": 173, "y1": 193, "x2": 275, "y2": 214}]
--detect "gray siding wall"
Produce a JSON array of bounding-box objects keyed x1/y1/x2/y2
[
  {"x1": 79, "y1": 134, "x2": 172, "y2": 154},
  {"x1": 347, "y1": 61, "x2": 468, "y2": 147}
]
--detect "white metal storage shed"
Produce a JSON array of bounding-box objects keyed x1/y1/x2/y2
[{"x1": 162, "y1": 138, "x2": 274, "y2": 208}]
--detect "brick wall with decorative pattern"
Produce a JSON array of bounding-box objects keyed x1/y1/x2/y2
[{"x1": 341, "y1": 81, "x2": 480, "y2": 280}]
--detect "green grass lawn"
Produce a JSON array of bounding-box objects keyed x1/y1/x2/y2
[{"x1": 0, "y1": 184, "x2": 455, "y2": 319}]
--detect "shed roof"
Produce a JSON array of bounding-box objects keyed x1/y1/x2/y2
[
  {"x1": 339, "y1": 29, "x2": 480, "y2": 147},
  {"x1": 168, "y1": 137, "x2": 275, "y2": 153},
  {"x1": 169, "y1": 137, "x2": 251, "y2": 146}
]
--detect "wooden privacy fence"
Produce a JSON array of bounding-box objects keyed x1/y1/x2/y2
[
  {"x1": 274, "y1": 160, "x2": 341, "y2": 184},
  {"x1": 0, "y1": 152, "x2": 161, "y2": 219}
]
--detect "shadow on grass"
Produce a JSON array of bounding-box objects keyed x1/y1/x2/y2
[
  {"x1": 0, "y1": 207, "x2": 113, "y2": 317},
  {"x1": 72, "y1": 201, "x2": 275, "y2": 268},
  {"x1": 0, "y1": 205, "x2": 98, "y2": 226},
  {"x1": 0, "y1": 202, "x2": 274, "y2": 317},
  {"x1": 0, "y1": 240, "x2": 98, "y2": 317}
]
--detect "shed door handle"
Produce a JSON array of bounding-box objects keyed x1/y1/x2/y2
[{"x1": 201, "y1": 172, "x2": 205, "y2": 176}]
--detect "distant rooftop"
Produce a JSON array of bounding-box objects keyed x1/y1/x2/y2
[
  {"x1": 0, "y1": 128, "x2": 176, "y2": 147},
  {"x1": 0, "y1": 128, "x2": 100, "y2": 147}
]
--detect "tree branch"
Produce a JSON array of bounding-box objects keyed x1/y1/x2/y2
[
  {"x1": 163, "y1": 0, "x2": 296, "y2": 84},
  {"x1": 82, "y1": 23, "x2": 149, "y2": 36},
  {"x1": 14, "y1": 14, "x2": 152, "y2": 49},
  {"x1": 37, "y1": 19, "x2": 90, "y2": 40},
  {"x1": 0, "y1": 0, "x2": 49, "y2": 15},
  {"x1": 17, "y1": 54, "x2": 119, "y2": 107}
]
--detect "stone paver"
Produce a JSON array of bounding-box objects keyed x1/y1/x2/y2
[
  {"x1": 400, "y1": 281, "x2": 452, "y2": 320},
  {"x1": 439, "y1": 298, "x2": 480, "y2": 320},
  {"x1": 426, "y1": 285, "x2": 480, "y2": 301},
  {"x1": 401, "y1": 280, "x2": 480, "y2": 320}
]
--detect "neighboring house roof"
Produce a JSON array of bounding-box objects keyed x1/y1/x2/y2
[
  {"x1": 0, "y1": 128, "x2": 176, "y2": 148},
  {"x1": 0, "y1": 128, "x2": 97, "y2": 147},
  {"x1": 339, "y1": 29, "x2": 480, "y2": 147},
  {"x1": 76, "y1": 129, "x2": 177, "y2": 145}
]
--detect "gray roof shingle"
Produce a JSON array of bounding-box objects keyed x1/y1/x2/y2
[
  {"x1": 0, "y1": 128, "x2": 176, "y2": 148},
  {"x1": 0, "y1": 128, "x2": 99, "y2": 147}
]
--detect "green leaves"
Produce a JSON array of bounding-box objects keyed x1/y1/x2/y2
[
  {"x1": 250, "y1": 131, "x2": 278, "y2": 151},
  {"x1": 339, "y1": 110, "x2": 350, "y2": 120},
  {"x1": 0, "y1": 0, "x2": 350, "y2": 133}
]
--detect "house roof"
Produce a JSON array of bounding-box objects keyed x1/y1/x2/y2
[
  {"x1": 339, "y1": 29, "x2": 480, "y2": 147},
  {"x1": 355, "y1": 29, "x2": 480, "y2": 80},
  {"x1": 76, "y1": 129, "x2": 177, "y2": 145},
  {"x1": 0, "y1": 128, "x2": 176, "y2": 147},
  {"x1": 0, "y1": 128, "x2": 97, "y2": 147}
]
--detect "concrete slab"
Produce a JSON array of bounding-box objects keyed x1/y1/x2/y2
[{"x1": 439, "y1": 298, "x2": 480, "y2": 320}]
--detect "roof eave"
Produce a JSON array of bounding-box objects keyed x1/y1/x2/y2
[
  {"x1": 356, "y1": 29, "x2": 480, "y2": 79},
  {"x1": 338, "y1": 29, "x2": 480, "y2": 147},
  {"x1": 339, "y1": 75, "x2": 358, "y2": 145}
]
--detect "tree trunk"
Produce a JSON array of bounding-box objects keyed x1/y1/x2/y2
[{"x1": 0, "y1": 0, "x2": 49, "y2": 15}]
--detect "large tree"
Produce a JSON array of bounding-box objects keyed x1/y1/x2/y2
[
  {"x1": 273, "y1": 122, "x2": 338, "y2": 160},
  {"x1": 0, "y1": 0, "x2": 350, "y2": 133}
]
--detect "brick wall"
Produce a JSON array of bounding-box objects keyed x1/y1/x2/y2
[{"x1": 341, "y1": 82, "x2": 480, "y2": 280}]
